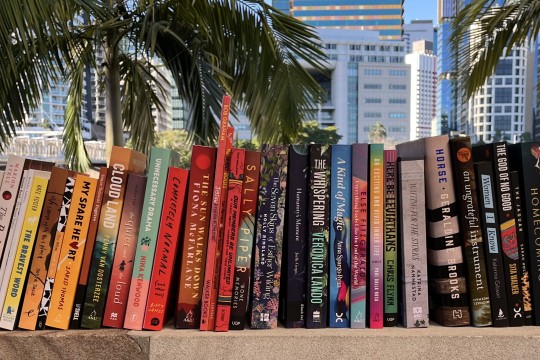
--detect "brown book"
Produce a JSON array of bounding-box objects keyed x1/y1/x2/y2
[
  {"x1": 175, "y1": 146, "x2": 217, "y2": 329},
  {"x1": 18, "y1": 167, "x2": 77, "y2": 330}
]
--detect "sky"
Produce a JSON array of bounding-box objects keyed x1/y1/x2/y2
[{"x1": 404, "y1": 0, "x2": 438, "y2": 24}]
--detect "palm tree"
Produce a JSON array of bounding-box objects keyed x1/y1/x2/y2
[
  {"x1": 0, "y1": 0, "x2": 326, "y2": 170},
  {"x1": 368, "y1": 121, "x2": 387, "y2": 144},
  {"x1": 452, "y1": 0, "x2": 539, "y2": 98}
]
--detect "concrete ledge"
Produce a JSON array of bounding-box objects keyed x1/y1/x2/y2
[{"x1": 2, "y1": 325, "x2": 540, "y2": 359}]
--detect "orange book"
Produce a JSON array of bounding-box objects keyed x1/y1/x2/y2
[
  {"x1": 143, "y1": 168, "x2": 189, "y2": 330},
  {"x1": 18, "y1": 167, "x2": 76, "y2": 330},
  {"x1": 46, "y1": 175, "x2": 98, "y2": 329}
]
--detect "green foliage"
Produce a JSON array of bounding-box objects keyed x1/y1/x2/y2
[
  {"x1": 520, "y1": 131, "x2": 532, "y2": 142},
  {"x1": 295, "y1": 121, "x2": 342, "y2": 145},
  {"x1": 368, "y1": 121, "x2": 387, "y2": 144},
  {"x1": 0, "y1": 0, "x2": 327, "y2": 170},
  {"x1": 154, "y1": 130, "x2": 192, "y2": 168},
  {"x1": 235, "y1": 138, "x2": 260, "y2": 151}
]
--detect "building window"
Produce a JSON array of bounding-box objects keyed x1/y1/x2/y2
[
  {"x1": 364, "y1": 69, "x2": 382, "y2": 76},
  {"x1": 389, "y1": 98, "x2": 407, "y2": 104},
  {"x1": 365, "y1": 45, "x2": 376, "y2": 51},
  {"x1": 389, "y1": 112, "x2": 406, "y2": 118},
  {"x1": 350, "y1": 55, "x2": 363, "y2": 62},
  {"x1": 389, "y1": 69, "x2": 407, "y2": 76},
  {"x1": 365, "y1": 98, "x2": 382, "y2": 104},
  {"x1": 494, "y1": 88, "x2": 512, "y2": 103},
  {"x1": 389, "y1": 84, "x2": 406, "y2": 90},
  {"x1": 364, "y1": 112, "x2": 382, "y2": 118},
  {"x1": 495, "y1": 59, "x2": 512, "y2": 75},
  {"x1": 325, "y1": 43, "x2": 337, "y2": 50},
  {"x1": 389, "y1": 56, "x2": 403, "y2": 63},
  {"x1": 364, "y1": 84, "x2": 382, "y2": 89},
  {"x1": 494, "y1": 115, "x2": 512, "y2": 131}
]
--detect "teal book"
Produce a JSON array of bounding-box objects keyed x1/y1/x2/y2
[
  {"x1": 329, "y1": 145, "x2": 351, "y2": 328},
  {"x1": 122, "y1": 147, "x2": 180, "y2": 330}
]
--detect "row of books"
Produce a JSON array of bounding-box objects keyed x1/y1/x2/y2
[{"x1": 1, "y1": 97, "x2": 540, "y2": 331}]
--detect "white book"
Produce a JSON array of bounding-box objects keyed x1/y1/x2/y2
[
  {"x1": 0, "y1": 170, "x2": 48, "y2": 313},
  {"x1": 0, "y1": 156, "x2": 26, "y2": 264},
  {"x1": 0, "y1": 171, "x2": 4, "y2": 186}
]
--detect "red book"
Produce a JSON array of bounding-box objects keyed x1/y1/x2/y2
[
  {"x1": 143, "y1": 167, "x2": 189, "y2": 330},
  {"x1": 175, "y1": 146, "x2": 217, "y2": 329},
  {"x1": 215, "y1": 148, "x2": 246, "y2": 331},
  {"x1": 102, "y1": 174, "x2": 147, "y2": 328},
  {"x1": 200, "y1": 96, "x2": 233, "y2": 331}
]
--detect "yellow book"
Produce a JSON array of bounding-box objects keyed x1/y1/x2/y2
[
  {"x1": 0, "y1": 174, "x2": 50, "y2": 330},
  {"x1": 46, "y1": 175, "x2": 97, "y2": 329}
]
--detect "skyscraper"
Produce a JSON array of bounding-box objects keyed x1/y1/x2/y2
[{"x1": 273, "y1": 0, "x2": 404, "y2": 41}]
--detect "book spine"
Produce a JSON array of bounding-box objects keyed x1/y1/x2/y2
[
  {"x1": 229, "y1": 151, "x2": 261, "y2": 330},
  {"x1": 329, "y1": 145, "x2": 351, "y2": 328},
  {"x1": 143, "y1": 168, "x2": 189, "y2": 330},
  {"x1": 351, "y1": 144, "x2": 368, "y2": 328},
  {"x1": 0, "y1": 171, "x2": 32, "y2": 320},
  {"x1": 46, "y1": 176, "x2": 97, "y2": 329},
  {"x1": 175, "y1": 146, "x2": 216, "y2": 329},
  {"x1": 279, "y1": 145, "x2": 308, "y2": 329},
  {"x1": 449, "y1": 138, "x2": 492, "y2": 327},
  {"x1": 306, "y1": 144, "x2": 331, "y2": 329},
  {"x1": 474, "y1": 161, "x2": 510, "y2": 326},
  {"x1": 383, "y1": 150, "x2": 398, "y2": 327},
  {"x1": 81, "y1": 164, "x2": 130, "y2": 328},
  {"x1": 492, "y1": 143, "x2": 523, "y2": 326},
  {"x1": 70, "y1": 167, "x2": 107, "y2": 328},
  {"x1": 124, "y1": 148, "x2": 179, "y2": 330},
  {"x1": 369, "y1": 144, "x2": 384, "y2": 328},
  {"x1": 250, "y1": 145, "x2": 288, "y2": 329},
  {"x1": 0, "y1": 174, "x2": 50, "y2": 330},
  {"x1": 511, "y1": 171, "x2": 533, "y2": 324},
  {"x1": 102, "y1": 174, "x2": 147, "y2": 328},
  {"x1": 423, "y1": 136, "x2": 470, "y2": 326},
  {"x1": 200, "y1": 99, "x2": 233, "y2": 331},
  {"x1": 508, "y1": 142, "x2": 540, "y2": 324},
  {"x1": 215, "y1": 149, "x2": 246, "y2": 332},
  {"x1": 398, "y1": 158, "x2": 429, "y2": 328},
  {"x1": 36, "y1": 175, "x2": 77, "y2": 329},
  {"x1": 18, "y1": 168, "x2": 71, "y2": 330},
  {"x1": 0, "y1": 156, "x2": 26, "y2": 264}
]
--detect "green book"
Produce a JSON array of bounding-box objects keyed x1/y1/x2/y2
[{"x1": 123, "y1": 147, "x2": 180, "y2": 330}]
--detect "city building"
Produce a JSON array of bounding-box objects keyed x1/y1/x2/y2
[
  {"x1": 405, "y1": 40, "x2": 436, "y2": 140},
  {"x1": 302, "y1": 29, "x2": 410, "y2": 144},
  {"x1": 273, "y1": 0, "x2": 404, "y2": 41},
  {"x1": 403, "y1": 20, "x2": 436, "y2": 54}
]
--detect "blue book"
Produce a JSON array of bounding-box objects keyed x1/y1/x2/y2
[{"x1": 329, "y1": 145, "x2": 352, "y2": 327}]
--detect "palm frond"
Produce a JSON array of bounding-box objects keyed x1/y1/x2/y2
[{"x1": 453, "y1": 0, "x2": 540, "y2": 98}]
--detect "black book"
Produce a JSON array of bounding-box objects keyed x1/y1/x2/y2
[
  {"x1": 474, "y1": 161, "x2": 510, "y2": 326},
  {"x1": 280, "y1": 145, "x2": 309, "y2": 328},
  {"x1": 306, "y1": 144, "x2": 331, "y2": 328},
  {"x1": 474, "y1": 143, "x2": 523, "y2": 326},
  {"x1": 508, "y1": 142, "x2": 539, "y2": 325}
]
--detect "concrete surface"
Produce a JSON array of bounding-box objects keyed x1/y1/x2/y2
[{"x1": 1, "y1": 325, "x2": 540, "y2": 359}]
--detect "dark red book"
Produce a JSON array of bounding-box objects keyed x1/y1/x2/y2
[
  {"x1": 143, "y1": 167, "x2": 189, "y2": 330},
  {"x1": 175, "y1": 146, "x2": 217, "y2": 329},
  {"x1": 215, "y1": 148, "x2": 246, "y2": 332}
]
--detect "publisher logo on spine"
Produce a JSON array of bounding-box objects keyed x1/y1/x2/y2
[{"x1": 456, "y1": 148, "x2": 471, "y2": 163}]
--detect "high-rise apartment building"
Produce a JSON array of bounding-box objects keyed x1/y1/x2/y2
[
  {"x1": 403, "y1": 20, "x2": 436, "y2": 54},
  {"x1": 273, "y1": 0, "x2": 404, "y2": 41},
  {"x1": 405, "y1": 40, "x2": 436, "y2": 140}
]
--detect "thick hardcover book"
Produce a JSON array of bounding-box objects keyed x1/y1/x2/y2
[
  {"x1": 474, "y1": 143, "x2": 524, "y2": 326},
  {"x1": 449, "y1": 137, "x2": 492, "y2": 327},
  {"x1": 306, "y1": 144, "x2": 331, "y2": 329},
  {"x1": 369, "y1": 144, "x2": 384, "y2": 329},
  {"x1": 329, "y1": 145, "x2": 351, "y2": 328},
  {"x1": 70, "y1": 167, "x2": 107, "y2": 328},
  {"x1": 123, "y1": 147, "x2": 180, "y2": 330},
  {"x1": 200, "y1": 97, "x2": 233, "y2": 331},
  {"x1": 510, "y1": 171, "x2": 533, "y2": 324},
  {"x1": 175, "y1": 146, "x2": 217, "y2": 329},
  {"x1": 250, "y1": 144, "x2": 288, "y2": 329},
  {"x1": 383, "y1": 149, "x2": 398, "y2": 327},
  {"x1": 18, "y1": 168, "x2": 75, "y2": 330},
  {"x1": 36, "y1": 175, "x2": 77, "y2": 330},
  {"x1": 215, "y1": 149, "x2": 246, "y2": 332},
  {"x1": 102, "y1": 174, "x2": 147, "y2": 328},
  {"x1": 0, "y1": 173, "x2": 50, "y2": 330},
  {"x1": 474, "y1": 161, "x2": 510, "y2": 326},
  {"x1": 46, "y1": 176, "x2": 97, "y2": 329},
  {"x1": 508, "y1": 142, "x2": 539, "y2": 325},
  {"x1": 397, "y1": 158, "x2": 429, "y2": 328},
  {"x1": 143, "y1": 168, "x2": 189, "y2": 331},
  {"x1": 279, "y1": 145, "x2": 308, "y2": 329},
  {"x1": 82, "y1": 147, "x2": 147, "y2": 328},
  {"x1": 351, "y1": 143, "x2": 369, "y2": 328},
  {"x1": 397, "y1": 135, "x2": 470, "y2": 326},
  {"x1": 229, "y1": 150, "x2": 261, "y2": 330}
]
